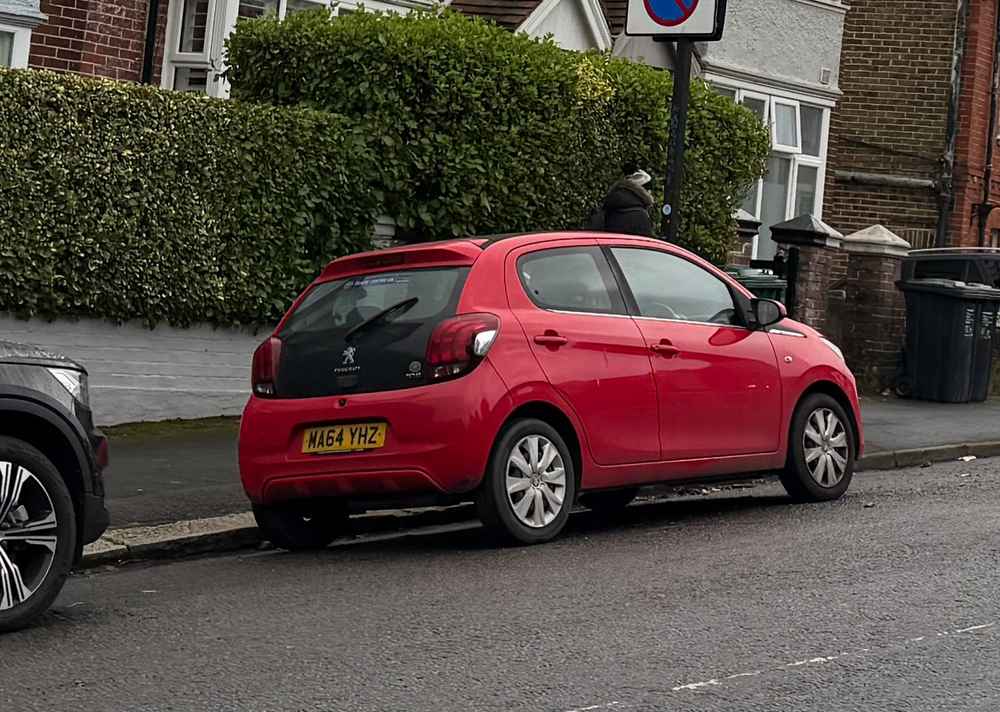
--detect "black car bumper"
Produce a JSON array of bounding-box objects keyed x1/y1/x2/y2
[
  {"x1": 80, "y1": 492, "x2": 110, "y2": 546},
  {"x1": 80, "y1": 430, "x2": 110, "y2": 546}
]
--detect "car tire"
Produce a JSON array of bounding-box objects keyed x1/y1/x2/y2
[
  {"x1": 253, "y1": 499, "x2": 348, "y2": 551},
  {"x1": 579, "y1": 487, "x2": 639, "y2": 513},
  {"x1": 477, "y1": 419, "x2": 576, "y2": 545},
  {"x1": 780, "y1": 394, "x2": 856, "y2": 503},
  {"x1": 0, "y1": 436, "x2": 77, "y2": 634}
]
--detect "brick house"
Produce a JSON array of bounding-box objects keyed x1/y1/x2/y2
[{"x1": 826, "y1": 0, "x2": 1000, "y2": 250}]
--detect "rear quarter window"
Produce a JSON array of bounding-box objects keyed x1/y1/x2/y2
[{"x1": 517, "y1": 247, "x2": 624, "y2": 315}]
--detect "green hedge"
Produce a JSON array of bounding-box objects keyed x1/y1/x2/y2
[
  {"x1": 0, "y1": 69, "x2": 380, "y2": 327},
  {"x1": 226, "y1": 9, "x2": 770, "y2": 263}
]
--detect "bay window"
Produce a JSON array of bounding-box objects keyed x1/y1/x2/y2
[
  {"x1": 713, "y1": 82, "x2": 831, "y2": 260},
  {"x1": 162, "y1": 0, "x2": 342, "y2": 97}
]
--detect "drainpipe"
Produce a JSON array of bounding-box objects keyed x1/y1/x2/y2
[
  {"x1": 976, "y1": 0, "x2": 1000, "y2": 246},
  {"x1": 938, "y1": 0, "x2": 971, "y2": 248},
  {"x1": 140, "y1": 0, "x2": 161, "y2": 85}
]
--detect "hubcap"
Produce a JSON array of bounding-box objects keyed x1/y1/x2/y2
[
  {"x1": 0, "y1": 462, "x2": 59, "y2": 611},
  {"x1": 803, "y1": 409, "x2": 850, "y2": 488},
  {"x1": 505, "y1": 435, "x2": 567, "y2": 529}
]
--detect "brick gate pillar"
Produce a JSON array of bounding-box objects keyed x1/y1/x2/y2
[
  {"x1": 727, "y1": 209, "x2": 761, "y2": 267},
  {"x1": 769, "y1": 215, "x2": 845, "y2": 336},
  {"x1": 841, "y1": 225, "x2": 911, "y2": 392}
]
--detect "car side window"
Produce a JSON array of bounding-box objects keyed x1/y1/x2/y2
[
  {"x1": 610, "y1": 247, "x2": 741, "y2": 326},
  {"x1": 518, "y1": 247, "x2": 624, "y2": 315}
]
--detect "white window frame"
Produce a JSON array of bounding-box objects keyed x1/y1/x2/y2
[
  {"x1": 162, "y1": 0, "x2": 372, "y2": 98},
  {"x1": 0, "y1": 23, "x2": 32, "y2": 69},
  {"x1": 712, "y1": 81, "x2": 831, "y2": 260},
  {"x1": 771, "y1": 97, "x2": 802, "y2": 154},
  {"x1": 740, "y1": 90, "x2": 771, "y2": 135}
]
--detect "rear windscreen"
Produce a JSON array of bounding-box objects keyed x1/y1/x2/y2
[{"x1": 276, "y1": 268, "x2": 469, "y2": 398}]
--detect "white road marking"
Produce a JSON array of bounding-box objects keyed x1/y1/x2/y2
[
  {"x1": 672, "y1": 680, "x2": 720, "y2": 691},
  {"x1": 955, "y1": 623, "x2": 995, "y2": 634},
  {"x1": 784, "y1": 655, "x2": 841, "y2": 667},
  {"x1": 562, "y1": 703, "x2": 624, "y2": 712},
  {"x1": 670, "y1": 621, "x2": 995, "y2": 694}
]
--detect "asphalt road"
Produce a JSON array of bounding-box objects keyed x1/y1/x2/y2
[
  {"x1": 98, "y1": 398, "x2": 1000, "y2": 529},
  {"x1": 4, "y1": 458, "x2": 999, "y2": 712}
]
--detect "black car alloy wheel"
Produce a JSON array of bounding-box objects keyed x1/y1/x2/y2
[{"x1": 0, "y1": 437, "x2": 76, "y2": 632}]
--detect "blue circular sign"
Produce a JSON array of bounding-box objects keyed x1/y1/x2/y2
[{"x1": 643, "y1": 0, "x2": 698, "y2": 27}]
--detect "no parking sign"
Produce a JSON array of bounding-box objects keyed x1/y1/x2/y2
[{"x1": 626, "y1": 0, "x2": 727, "y2": 40}]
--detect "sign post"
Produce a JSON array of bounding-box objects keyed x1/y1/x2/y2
[{"x1": 626, "y1": 0, "x2": 727, "y2": 242}]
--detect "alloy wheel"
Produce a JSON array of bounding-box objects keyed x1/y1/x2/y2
[
  {"x1": 0, "y1": 462, "x2": 59, "y2": 612},
  {"x1": 803, "y1": 409, "x2": 850, "y2": 488},
  {"x1": 505, "y1": 435, "x2": 567, "y2": 528}
]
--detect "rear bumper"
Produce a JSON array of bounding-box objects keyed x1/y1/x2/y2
[{"x1": 239, "y1": 360, "x2": 512, "y2": 505}]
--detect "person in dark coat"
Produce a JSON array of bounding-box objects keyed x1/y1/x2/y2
[{"x1": 588, "y1": 169, "x2": 656, "y2": 237}]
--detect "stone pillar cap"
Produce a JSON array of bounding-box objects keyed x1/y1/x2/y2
[
  {"x1": 842, "y1": 225, "x2": 911, "y2": 257},
  {"x1": 770, "y1": 214, "x2": 843, "y2": 249}
]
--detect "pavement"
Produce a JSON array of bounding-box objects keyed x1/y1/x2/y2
[
  {"x1": 7, "y1": 458, "x2": 1000, "y2": 711},
  {"x1": 101, "y1": 397, "x2": 1000, "y2": 530}
]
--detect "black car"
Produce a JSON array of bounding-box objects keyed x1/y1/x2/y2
[{"x1": 0, "y1": 340, "x2": 109, "y2": 632}]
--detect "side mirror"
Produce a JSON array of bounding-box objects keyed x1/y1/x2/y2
[{"x1": 752, "y1": 298, "x2": 787, "y2": 329}]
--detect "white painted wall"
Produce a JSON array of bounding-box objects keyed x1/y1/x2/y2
[
  {"x1": 700, "y1": 0, "x2": 846, "y2": 96},
  {"x1": 530, "y1": 0, "x2": 597, "y2": 52},
  {"x1": 0, "y1": 315, "x2": 273, "y2": 425},
  {"x1": 613, "y1": 35, "x2": 675, "y2": 70}
]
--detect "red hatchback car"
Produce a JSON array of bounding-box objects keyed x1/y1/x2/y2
[{"x1": 240, "y1": 232, "x2": 862, "y2": 547}]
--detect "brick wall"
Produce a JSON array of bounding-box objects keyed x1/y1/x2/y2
[
  {"x1": 825, "y1": 0, "x2": 957, "y2": 241},
  {"x1": 788, "y1": 245, "x2": 845, "y2": 335},
  {"x1": 950, "y1": 0, "x2": 1000, "y2": 247},
  {"x1": 843, "y1": 253, "x2": 907, "y2": 391},
  {"x1": 28, "y1": 0, "x2": 168, "y2": 84}
]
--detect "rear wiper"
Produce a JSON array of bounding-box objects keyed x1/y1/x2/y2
[{"x1": 345, "y1": 297, "x2": 419, "y2": 342}]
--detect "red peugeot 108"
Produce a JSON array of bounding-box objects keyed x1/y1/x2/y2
[{"x1": 240, "y1": 232, "x2": 862, "y2": 547}]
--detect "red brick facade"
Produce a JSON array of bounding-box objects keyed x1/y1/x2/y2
[
  {"x1": 28, "y1": 0, "x2": 167, "y2": 84},
  {"x1": 824, "y1": 0, "x2": 957, "y2": 246},
  {"x1": 841, "y1": 252, "x2": 907, "y2": 391},
  {"x1": 827, "y1": 0, "x2": 1000, "y2": 249},
  {"x1": 950, "y1": 0, "x2": 1000, "y2": 246}
]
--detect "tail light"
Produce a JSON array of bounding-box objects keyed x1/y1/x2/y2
[
  {"x1": 425, "y1": 313, "x2": 500, "y2": 381},
  {"x1": 252, "y1": 336, "x2": 282, "y2": 397}
]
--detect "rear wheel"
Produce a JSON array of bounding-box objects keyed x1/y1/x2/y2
[
  {"x1": 0, "y1": 436, "x2": 77, "y2": 634},
  {"x1": 780, "y1": 394, "x2": 855, "y2": 503},
  {"x1": 579, "y1": 487, "x2": 639, "y2": 513},
  {"x1": 253, "y1": 499, "x2": 348, "y2": 551},
  {"x1": 477, "y1": 419, "x2": 576, "y2": 545}
]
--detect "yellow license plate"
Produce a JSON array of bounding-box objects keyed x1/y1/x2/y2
[{"x1": 302, "y1": 423, "x2": 387, "y2": 454}]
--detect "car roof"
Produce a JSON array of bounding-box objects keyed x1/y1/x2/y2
[{"x1": 320, "y1": 232, "x2": 688, "y2": 280}]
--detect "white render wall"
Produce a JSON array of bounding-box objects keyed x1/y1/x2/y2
[
  {"x1": 0, "y1": 315, "x2": 274, "y2": 425},
  {"x1": 699, "y1": 0, "x2": 846, "y2": 97}
]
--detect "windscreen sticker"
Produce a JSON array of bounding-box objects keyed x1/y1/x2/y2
[{"x1": 346, "y1": 275, "x2": 411, "y2": 289}]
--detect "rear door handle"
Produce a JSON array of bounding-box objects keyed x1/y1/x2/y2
[
  {"x1": 650, "y1": 340, "x2": 680, "y2": 357},
  {"x1": 534, "y1": 333, "x2": 568, "y2": 347}
]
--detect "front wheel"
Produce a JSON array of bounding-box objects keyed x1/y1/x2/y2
[
  {"x1": 253, "y1": 499, "x2": 348, "y2": 551},
  {"x1": 780, "y1": 394, "x2": 856, "y2": 503},
  {"x1": 477, "y1": 419, "x2": 576, "y2": 545},
  {"x1": 0, "y1": 436, "x2": 77, "y2": 634}
]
